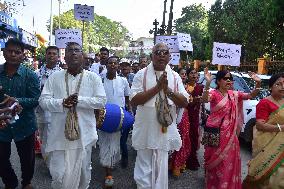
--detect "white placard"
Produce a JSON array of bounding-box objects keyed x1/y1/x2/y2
[
  {"x1": 155, "y1": 35, "x2": 179, "y2": 53},
  {"x1": 74, "y1": 4, "x2": 94, "y2": 21},
  {"x1": 169, "y1": 53, "x2": 180, "y2": 65},
  {"x1": 177, "y1": 33, "x2": 193, "y2": 51},
  {"x1": 55, "y1": 29, "x2": 82, "y2": 48},
  {"x1": 212, "y1": 42, "x2": 242, "y2": 66}
]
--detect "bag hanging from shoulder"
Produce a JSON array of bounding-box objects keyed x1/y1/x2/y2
[
  {"x1": 201, "y1": 126, "x2": 220, "y2": 147},
  {"x1": 64, "y1": 71, "x2": 84, "y2": 141},
  {"x1": 65, "y1": 107, "x2": 80, "y2": 141},
  {"x1": 155, "y1": 92, "x2": 173, "y2": 133}
]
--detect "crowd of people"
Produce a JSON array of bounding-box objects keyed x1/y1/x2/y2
[{"x1": 0, "y1": 38, "x2": 283, "y2": 189}]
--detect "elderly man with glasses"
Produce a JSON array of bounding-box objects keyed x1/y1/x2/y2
[{"x1": 130, "y1": 43, "x2": 190, "y2": 189}]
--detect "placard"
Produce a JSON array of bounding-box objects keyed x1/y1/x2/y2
[
  {"x1": 74, "y1": 4, "x2": 94, "y2": 21},
  {"x1": 177, "y1": 33, "x2": 193, "y2": 51},
  {"x1": 55, "y1": 29, "x2": 82, "y2": 48},
  {"x1": 212, "y1": 42, "x2": 242, "y2": 66},
  {"x1": 169, "y1": 52, "x2": 180, "y2": 65},
  {"x1": 155, "y1": 35, "x2": 179, "y2": 53}
]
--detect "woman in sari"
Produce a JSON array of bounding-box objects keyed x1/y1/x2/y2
[
  {"x1": 169, "y1": 68, "x2": 191, "y2": 178},
  {"x1": 243, "y1": 73, "x2": 284, "y2": 189},
  {"x1": 202, "y1": 68, "x2": 261, "y2": 189},
  {"x1": 186, "y1": 68, "x2": 203, "y2": 170}
]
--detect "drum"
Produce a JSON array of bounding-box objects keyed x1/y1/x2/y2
[{"x1": 96, "y1": 103, "x2": 134, "y2": 133}]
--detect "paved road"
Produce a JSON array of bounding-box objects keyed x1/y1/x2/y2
[{"x1": 0, "y1": 139, "x2": 251, "y2": 189}]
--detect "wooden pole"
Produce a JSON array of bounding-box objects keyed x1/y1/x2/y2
[{"x1": 82, "y1": 20, "x2": 85, "y2": 48}]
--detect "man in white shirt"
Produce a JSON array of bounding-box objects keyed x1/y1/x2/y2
[
  {"x1": 39, "y1": 42, "x2": 106, "y2": 189},
  {"x1": 35, "y1": 46, "x2": 62, "y2": 156},
  {"x1": 98, "y1": 55, "x2": 130, "y2": 188},
  {"x1": 130, "y1": 43, "x2": 189, "y2": 189},
  {"x1": 89, "y1": 47, "x2": 109, "y2": 78}
]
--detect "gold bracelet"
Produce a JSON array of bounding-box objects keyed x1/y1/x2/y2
[{"x1": 277, "y1": 123, "x2": 282, "y2": 132}]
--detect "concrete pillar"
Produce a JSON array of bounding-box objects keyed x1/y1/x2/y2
[
  {"x1": 194, "y1": 60, "x2": 201, "y2": 71},
  {"x1": 257, "y1": 58, "x2": 268, "y2": 75},
  {"x1": 218, "y1": 65, "x2": 225, "y2": 71}
]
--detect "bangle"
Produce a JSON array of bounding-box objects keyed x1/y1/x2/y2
[{"x1": 277, "y1": 123, "x2": 282, "y2": 132}]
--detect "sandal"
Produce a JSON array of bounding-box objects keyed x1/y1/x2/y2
[{"x1": 105, "y1": 176, "x2": 114, "y2": 187}]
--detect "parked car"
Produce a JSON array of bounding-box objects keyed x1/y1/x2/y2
[{"x1": 198, "y1": 71, "x2": 271, "y2": 144}]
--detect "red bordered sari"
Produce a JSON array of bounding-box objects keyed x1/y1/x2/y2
[
  {"x1": 204, "y1": 89, "x2": 248, "y2": 189},
  {"x1": 243, "y1": 99, "x2": 284, "y2": 189}
]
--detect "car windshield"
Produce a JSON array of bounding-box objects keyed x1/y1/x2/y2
[{"x1": 242, "y1": 77, "x2": 270, "y2": 100}]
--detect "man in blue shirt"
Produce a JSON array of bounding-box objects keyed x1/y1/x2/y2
[{"x1": 0, "y1": 38, "x2": 40, "y2": 189}]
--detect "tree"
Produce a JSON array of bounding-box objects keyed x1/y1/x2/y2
[
  {"x1": 175, "y1": 4, "x2": 209, "y2": 61},
  {"x1": 47, "y1": 10, "x2": 131, "y2": 53},
  {"x1": 207, "y1": 0, "x2": 284, "y2": 61}
]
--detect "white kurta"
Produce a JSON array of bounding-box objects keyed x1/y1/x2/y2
[
  {"x1": 39, "y1": 70, "x2": 106, "y2": 189},
  {"x1": 89, "y1": 62, "x2": 107, "y2": 78},
  {"x1": 98, "y1": 75, "x2": 130, "y2": 167},
  {"x1": 130, "y1": 63, "x2": 189, "y2": 152},
  {"x1": 130, "y1": 63, "x2": 189, "y2": 189},
  {"x1": 39, "y1": 70, "x2": 106, "y2": 152}
]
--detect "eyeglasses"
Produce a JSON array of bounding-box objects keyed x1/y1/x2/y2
[
  {"x1": 222, "y1": 77, "x2": 233, "y2": 81},
  {"x1": 66, "y1": 48, "x2": 82, "y2": 53},
  {"x1": 154, "y1": 50, "x2": 169, "y2": 56}
]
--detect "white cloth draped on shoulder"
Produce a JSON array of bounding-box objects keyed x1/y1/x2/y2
[{"x1": 130, "y1": 63, "x2": 189, "y2": 152}]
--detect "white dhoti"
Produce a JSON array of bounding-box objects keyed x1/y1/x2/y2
[
  {"x1": 49, "y1": 144, "x2": 93, "y2": 189},
  {"x1": 134, "y1": 149, "x2": 168, "y2": 189},
  {"x1": 98, "y1": 130, "x2": 121, "y2": 168}
]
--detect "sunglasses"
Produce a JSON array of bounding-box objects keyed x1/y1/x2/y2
[
  {"x1": 154, "y1": 50, "x2": 170, "y2": 56},
  {"x1": 222, "y1": 77, "x2": 233, "y2": 81}
]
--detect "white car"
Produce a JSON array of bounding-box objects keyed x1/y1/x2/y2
[{"x1": 198, "y1": 71, "x2": 271, "y2": 144}]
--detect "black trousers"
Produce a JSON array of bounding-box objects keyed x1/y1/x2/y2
[{"x1": 0, "y1": 134, "x2": 35, "y2": 189}]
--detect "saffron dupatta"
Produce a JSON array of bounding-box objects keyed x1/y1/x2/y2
[{"x1": 245, "y1": 104, "x2": 284, "y2": 183}]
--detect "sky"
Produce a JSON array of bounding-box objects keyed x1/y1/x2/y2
[{"x1": 12, "y1": 0, "x2": 214, "y2": 41}]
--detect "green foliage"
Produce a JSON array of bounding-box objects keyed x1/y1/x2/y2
[
  {"x1": 47, "y1": 10, "x2": 131, "y2": 53},
  {"x1": 35, "y1": 45, "x2": 47, "y2": 63},
  {"x1": 176, "y1": 0, "x2": 284, "y2": 61},
  {"x1": 175, "y1": 4, "x2": 209, "y2": 60}
]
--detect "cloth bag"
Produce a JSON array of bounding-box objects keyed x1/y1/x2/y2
[
  {"x1": 155, "y1": 91, "x2": 173, "y2": 133},
  {"x1": 64, "y1": 71, "x2": 84, "y2": 141}
]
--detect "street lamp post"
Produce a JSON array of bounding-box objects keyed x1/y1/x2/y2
[
  {"x1": 49, "y1": 0, "x2": 53, "y2": 45},
  {"x1": 149, "y1": 19, "x2": 159, "y2": 44}
]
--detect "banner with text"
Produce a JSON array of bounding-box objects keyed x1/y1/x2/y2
[
  {"x1": 177, "y1": 33, "x2": 193, "y2": 51},
  {"x1": 169, "y1": 53, "x2": 180, "y2": 65},
  {"x1": 55, "y1": 29, "x2": 82, "y2": 48},
  {"x1": 155, "y1": 33, "x2": 193, "y2": 52},
  {"x1": 155, "y1": 35, "x2": 179, "y2": 53},
  {"x1": 212, "y1": 42, "x2": 242, "y2": 66},
  {"x1": 74, "y1": 4, "x2": 94, "y2": 21}
]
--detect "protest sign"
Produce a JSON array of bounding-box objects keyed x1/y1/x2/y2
[
  {"x1": 74, "y1": 4, "x2": 94, "y2": 21},
  {"x1": 55, "y1": 29, "x2": 82, "y2": 48},
  {"x1": 212, "y1": 42, "x2": 242, "y2": 66},
  {"x1": 177, "y1": 33, "x2": 193, "y2": 51},
  {"x1": 169, "y1": 52, "x2": 180, "y2": 65},
  {"x1": 155, "y1": 35, "x2": 179, "y2": 53}
]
